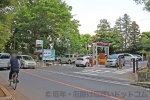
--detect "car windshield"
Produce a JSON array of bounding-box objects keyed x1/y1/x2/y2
[
  {"x1": 0, "y1": 54, "x2": 10, "y2": 59},
  {"x1": 79, "y1": 55, "x2": 85, "y2": 57},
  {"x1": 108, "y1": 55, "x2": 118, "y2": 59},
  {"x1": 23, "y1": 56, "x2": 33, "y2": 61}
]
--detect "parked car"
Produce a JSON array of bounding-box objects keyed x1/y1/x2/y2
[
  {"x1": 75, "y1": 56, "x2": 89, "y2": 67},
  {"x1": 87, "y1": 54, "x2": 92, "y2": 58},
  {"x1": 120, "y1": 53, "x2": 138, "y2": 61},
  {"x1": 0, "y1": 53, "x2": 10, "y2": 70},
  {"x1": 133, "y1": 54, "x2": 142, "y2": 61},
  {"x1": 105, "y1": 54, "x2": 125, "y2": 67},
  {"x1": 55, "y1": 55, "x2": 62, "y2": 62},
  {"x1": 59, "y1": 54, "x2": 78, "y2": 64},
  {"x1": 17, "y1": 55, "x2": 36, "y2": 69}
]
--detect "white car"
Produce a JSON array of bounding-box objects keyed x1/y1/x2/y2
[
  {"x1": 0, "y1": 53, "x2": 10, "y2": 70},
  {"x1": 75, "y1": 57, "x2": 89, "y2": 67},
  {"x1": 121, "y1": 53, "x2": 138, "y2": 61}
]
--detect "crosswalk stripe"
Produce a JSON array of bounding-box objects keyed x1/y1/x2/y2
[{"x1": 74, "y1": 72, "x2": 98, "y2": 75}]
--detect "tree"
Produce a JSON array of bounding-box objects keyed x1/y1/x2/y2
[
  {"x1": 138, "y1": 32, "x2": 150, "y2": 69},
  {"x1": 96, "y1": 19, "x2": 111, "y2": 32},
  {"x1": 122, "y1": 14, "x2": 131, "y2": 50},
  {"x1": 114, "y1": 17, "x2": 124, "y2": 51},
  {"x1": 0, "y1": 0, "x2": 15, "y2": 51},
  {"x1": 138, "y1": 32, "x2": 150, "y2": 51},
  {"x1": 114, "y1": 17, "x2": 122, "y2": 32},
  {"x1": 5, "y1": 0, "x2": 80, "y2": 55},
  {"x1": 129, "y1": 21, "x2": 140, "y2": 51},
  {"x1": 134, "y1": 0, "x2": 150, "y2": 12},
  {"x1": 93, "y1": 19, "x2": 124, "y2": 54},
  {"x1": 80, "y1": 34, "x2": 91, "y2": 54}
]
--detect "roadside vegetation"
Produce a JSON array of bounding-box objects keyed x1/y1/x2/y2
[{"x1": 0, "y1": 0, "x2": 150, "y2": 70}]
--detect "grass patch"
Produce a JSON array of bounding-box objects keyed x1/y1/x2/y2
[{"x1": 138, "y1": 67, "x2": 150, "y2": 72}]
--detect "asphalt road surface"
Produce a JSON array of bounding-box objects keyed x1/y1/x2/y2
[{"x1": 0, "y1": 62, "x2": 150, "y2": 100}]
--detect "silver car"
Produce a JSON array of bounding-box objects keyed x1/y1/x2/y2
[
  {"x1": 17, "y1": 55, "x2": 36, "y2": 69},
  {"x1": 105, "y1": 54, "x2": 125, "y2": 67},
  {"x1": 0, "y1": 53, "x2": 10, "y2": 70}
]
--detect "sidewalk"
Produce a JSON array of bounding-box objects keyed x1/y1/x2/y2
[
  {"x1": 114, "y1": 71, "x2": 138, "y2": 81},
  {"x1": 0, "y1": 76, "x2": 28, "y2": 100}
]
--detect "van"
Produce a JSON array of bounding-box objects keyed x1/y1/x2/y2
[
  {"x1": 59, "y1": 54, "x2": 78, "y2": 64},
  {"x1": 0, "y1": 53, "x2": 10, "y2": 70}
]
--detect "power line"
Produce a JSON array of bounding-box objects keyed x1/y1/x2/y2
[{"x1": 139, "y1": 18, "x2": 150, "y2": 21}]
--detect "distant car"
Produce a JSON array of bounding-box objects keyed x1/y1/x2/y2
[
  {"x1": 120, "y1": 53, "x2": 138, "y2": 61},
  {"x1": 55, "y1": 55, "x2": 62, "y2": 62},
  {"x1": 59, "y1": 54, "x2": 78, "y2": 64},
  {"x1": 87, "y1": 54, "x2": 92, "y2": 57},
  {"x1": 105, "y1": 54, "x2": 125, "y2": 67},
  {"x1": 133, "y1": 54, "x2": 142, "y2": 61},
  {"x1": 17, "y1": 55, "x2": 36, "y2": 69},
  {"x1": 75, "y1": 56, "x2": 89, "y2": 67},
  {"x1": 0, "y1": 53, "x2": 10, "y2": 70},
  {"x1": 79, "y1": 55, "x2": 85, "y2": 57}
]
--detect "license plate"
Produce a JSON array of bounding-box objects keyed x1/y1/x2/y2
[{"x1": 106, "y1": 63, "x2": 110, "y2": 66}]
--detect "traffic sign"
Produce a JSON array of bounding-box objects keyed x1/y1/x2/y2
[{"x1": 36, "y1": 40, "x2": 43, "y2": 47}]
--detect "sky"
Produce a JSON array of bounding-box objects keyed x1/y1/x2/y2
[{"x1": 64, "y1": 0, "x2": 150, "y2": 35}]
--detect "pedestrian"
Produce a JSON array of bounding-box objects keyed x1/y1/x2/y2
[{"x1": 8, "y1": 53, "x2": 20, "y2": 82}]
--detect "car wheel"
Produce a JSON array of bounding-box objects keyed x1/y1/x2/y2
[
  {"x1": 21, "y1": 64, "x2": 24, "y2": 69},
  {"x1": 58, "y1": 59, "x2": 61, "y2": 64},
  {"x1": 68, "y1": 60, "x2": 71, "y2": 64},
  {"x1": 76, "y1": 65, "x2": 79, "y2": 67},
  {"x1": 32, "y1": 67, "x2": 35, "y2": 69}
]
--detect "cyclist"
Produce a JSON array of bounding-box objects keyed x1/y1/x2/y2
[{"x1": 8, "y1": 53, "x2": 20, "y2": 82}]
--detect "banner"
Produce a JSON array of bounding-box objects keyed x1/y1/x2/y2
[{"x1": 43, "y1": 49, "x2": 55, "y2": 60}]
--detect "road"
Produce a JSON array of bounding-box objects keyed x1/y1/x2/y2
[{"x1": 0, "y1": 61, "x2": 149, "y2": 100}]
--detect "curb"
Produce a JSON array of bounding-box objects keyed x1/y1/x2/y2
[
  {"x1": 130, "y1": 82, "x2": 150, "y2": 88},
  {"x1": 0, "y1": 85, "x2": 15, "y2": 100}
]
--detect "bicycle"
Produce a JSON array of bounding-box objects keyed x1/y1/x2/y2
[{"x1": 9, "y1": 72, "x2": 19, "y2": 90}]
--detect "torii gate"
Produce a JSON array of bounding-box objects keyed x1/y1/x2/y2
[{"x1": 92, "y1": 42, "x2": 110, "y2": 66}]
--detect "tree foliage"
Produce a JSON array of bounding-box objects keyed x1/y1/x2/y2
[
  {"x1": 5, "y1": 0, "x2": 80, "y2": 55},
  {"x1": 93, "y1": 19, "x2": 124, "y2": 54},
  {"x1": 134, "y1": 0, "x2": 150, "y2": 11},
  {"x1": 122, "y1": 14, "x2": 131, "y2": 50},
  {"x1": 129, "y1": 21, "x2": 140, "y2": 51},
  {"x1": 79, "y1": 34, "x2": 91, "y2": 54},
  {"x1": 0, "y1": 0, "x2": 15, "y2": 51}
]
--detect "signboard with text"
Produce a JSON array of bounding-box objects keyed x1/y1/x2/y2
[
  {"x1": 36, "y1": 40, "x2": 43, "y2": 47},
  {"x1": 43, "y1": 49, "x2": 55, "y2": 60}
]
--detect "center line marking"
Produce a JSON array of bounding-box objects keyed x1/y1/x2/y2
[{"x1": 21, "y1": 70, "x2": 122, "y2": 100}]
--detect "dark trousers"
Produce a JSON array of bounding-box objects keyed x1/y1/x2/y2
[{"x1": 9, "y1": 68, "x2": 19, "y2": 79}]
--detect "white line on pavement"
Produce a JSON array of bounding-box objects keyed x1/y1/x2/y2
[{"x1": 36, "y1": 69, "x2": 129, "y2": 86}]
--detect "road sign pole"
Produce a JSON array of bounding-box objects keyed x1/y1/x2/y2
[
  {"x1": 133, "y1": 58, "x2": 135, "y2": 73},
  {"x1": 42, "y1": 44, "x2": 44, "y2": 66}
]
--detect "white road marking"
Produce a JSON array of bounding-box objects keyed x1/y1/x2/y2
[
  {"x1": 113, "y1": 71, "x2": 126, "y2": 74},
  {"x1": 104, "y1": 71, "x2": 111, "y2": 72},
  {"x1": 36, "y1": 69, "x2": 129, "y2": 86}
]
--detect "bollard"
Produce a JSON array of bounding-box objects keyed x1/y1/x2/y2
[
  {"x1": 136, "y1": 60, "x2": 138, "y2": 71},
  {"x1": 89, "y1": 58, "x2": 93, "y2": 67},
  {"x1": 119, "y1": 56, "x2": 122, "y2": 69},
  {"x1": 133, "y1": 58, "x2": 135, "y2": 73}
]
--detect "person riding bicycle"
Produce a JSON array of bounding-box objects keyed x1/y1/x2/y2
[{"x1": 8, "y1": 53, "x2": 20, "y2": 82}]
